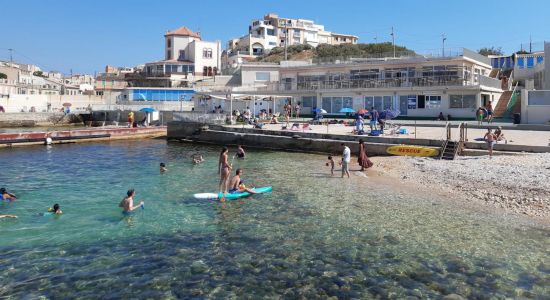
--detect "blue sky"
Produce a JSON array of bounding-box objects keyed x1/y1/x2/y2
[{"x1": 1, "y1": 0, "x2": 548, "y2": 74}]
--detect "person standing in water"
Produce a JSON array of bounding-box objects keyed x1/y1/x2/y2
[
  {"x1": 118, "y1": 189, "x2": 144, "y2": 213},
  {"x1": 484, "y1": 129, "x2": 497, "y2": 158},
  {"x1": 357, "y1": 139, "x2": 374, "y2": 172},
  {"x1": 218, "y1": 147, "x2": 232, "y2": 201},
  {"x1": 236, "y1": 145, "x2": 246, "y2": 159},
  {"x1": 340, "y1": 143, "x2": 351, "y2": 178}
]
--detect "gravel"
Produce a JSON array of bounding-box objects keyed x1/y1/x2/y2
[{"x1": 374, "y1": 153, "x2": 550, "y2": 220}]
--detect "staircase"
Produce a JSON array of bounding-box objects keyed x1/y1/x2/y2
[
  {"x1": 440, "y1": 140, "x2": 460, "y2": 160},
  {"x1": 493, "y1": 91, "x2": 512, "y2": 118}
]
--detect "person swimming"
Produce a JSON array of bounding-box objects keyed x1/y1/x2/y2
[
  {"x1": 160, "y1": 162, "x2": 167, "y2": 173},
  {"x1": 0, "y1": 188, "x2": 17, "y2": 201},
  {"x1": 48, "y1": 203, "x2": 63, "y2": 214},
  {"x1": 192, "y1": 154, "x2": 204, "y2": 164},
  {"x1": 236, "y1": 145, "x2": 246, "y2": 159}
]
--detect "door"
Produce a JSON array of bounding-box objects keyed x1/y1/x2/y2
[
  {"x1": 399, "y1": 95, "x2": 408, "y2": 116},
  {"x1": 482, "y1": 94, "x2": 489, "y2": 107}
]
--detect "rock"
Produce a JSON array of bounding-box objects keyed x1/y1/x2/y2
[
  {"x1": 190, "y1": 260, "x2": 209, "y2": 274},
  {"x1": 443, "y1": 294, "x2": 466, "y2": 300}
]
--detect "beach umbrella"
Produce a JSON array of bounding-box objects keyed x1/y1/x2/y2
[
  {"x1": 313, "y1": 108, "x2": 327, "y2": 114},
  {"x1": 139, "y1": 107, "x2": 156, "y2": 113},
  {"x1": 379, "y1": 109, "x2": 400, "y2": 120},
  {"x1": 62, "y1": 102, "x2": 72, "y2": 107},
  {"x1": 357, "y1": 108, "x2": 369, "y2": 114},
  {"x1": 339, "y1": 108, "x2": 355, "y2": 113}
]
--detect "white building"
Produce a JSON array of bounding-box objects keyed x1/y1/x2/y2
[
  {"x1": 143, "y1": 26, "x2": 221, "y2": 79},
  {"x1": 223, "y1": 13, "x2": 358, "y2": 73},
  {"x1": 232, "y1": 49, "x2": 509, "y2": 119}
]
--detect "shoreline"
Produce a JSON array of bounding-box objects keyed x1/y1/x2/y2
[{"x1": 369, "y1": 154, "x2": 550, "y2": 225}]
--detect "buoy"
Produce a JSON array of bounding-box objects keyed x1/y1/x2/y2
[{"x1": 45, "y1": 137, "x2": 53, "y2": 145}]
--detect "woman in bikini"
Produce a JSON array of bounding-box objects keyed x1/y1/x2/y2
[{"x1": 218, "y1": 147, "x2": 232, "y2": 200}]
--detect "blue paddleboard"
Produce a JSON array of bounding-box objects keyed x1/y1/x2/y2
[{"x1": 193, "y1": 186, "x2": 272, "y2": 200}]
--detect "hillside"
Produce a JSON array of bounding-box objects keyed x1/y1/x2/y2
[{"x1": 256, "y1": 42, "x2": 415, "y2": 63}]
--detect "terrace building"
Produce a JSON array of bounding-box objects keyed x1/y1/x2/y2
[{"x1": 236, "y1": 49, "x2": 510, "y2": 119}]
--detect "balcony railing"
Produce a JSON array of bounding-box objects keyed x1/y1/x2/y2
[{"x1": 247, "y1": 74, "x2": 506, "y2": 92}]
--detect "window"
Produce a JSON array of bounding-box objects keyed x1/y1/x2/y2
[
  {"x1": 267, "y1": 29, "x2": 275, "y2": 36},
  {"x1": 178, "y1": 50, "x2": 185, "y2": 61},
  {"x1": 527, "y1": 57, "x2": 534, "y2": 68},
  {"x1": 166, "y1": 50, "x2": 171, "y2": 60},
  {"x1": 167, "y1": 39, "x2": 171, "y2": 48},
  {"x1": 269, "y1": 42, "x2": 277, "y2": 46},
  {"x1": 301, "y1": 96, "x2": 316, "y2": 107},
  {"x1": 517, "y1": 57, "x2": 525, "y2": 69},
  {"x1": 450, "y1": 95, "x2": 476, "y2": 108},
  {"x1": 203, "y1": 48, "x2": 213, "y2": 58},
  {"x1": 364, "y1": 96, "x2": 374, "y2": 109},
  {"x1": 417, "y1": 95, "x2": 426, "y2": 109},
  {"x1": 424, "y1": 95, "x2": 442, "y2": 109},
  {"x1": 255, "y1": 72, "x2": 270, "y2": 81}
]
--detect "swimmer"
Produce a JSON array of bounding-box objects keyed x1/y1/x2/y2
[
  {"x1": 228, "y1": 169, "x2": 257, "y2": 194},
  {"x1": 118, "y1": 189, "x2": 144, "y2": 213},
  {"x1": 326, "y1": 155, "x2": 335, "y2": 176},
  {"x1": 0, "y1": 215, "x2": 17, "y2": 219},
  {"x1": 0, "y1": 187, "x2": 17, "y2": 201},
  {"x1": 48, "y1": 203, "x2": 63, "y2": 214},
  {"x1": 192, "y1": 154, "x2": 205, "y2": 164},
  {"x1": 160, "y1": 162, "x2": 167, "y2": 173},
  {"x1": 236, "y1": 145, "x2": 246, "y2": 159}
]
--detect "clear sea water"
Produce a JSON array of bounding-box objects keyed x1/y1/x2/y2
[{"x1": 0, "y1": 139, "x2": 548, "y2": 299}]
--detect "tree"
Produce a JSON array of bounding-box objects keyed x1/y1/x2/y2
[
  {"x1": 478, "y1": 47, "x2": 504, "y2": 56},
  {"x1": 0, "y1": 73, "x2": 7, "y2": 79},
  {"x1": 33, "y1": 70, "x2": 44, "y2": 77}
]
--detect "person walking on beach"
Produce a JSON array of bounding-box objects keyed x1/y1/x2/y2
[
  {"x1": 476, "y1": 107, "x2": 485, "y2": 125},
  {"x1": 118, "y1": 189, "x2": 144, "y2": 213},
  {"x1": 358, "y1": 140, "x2": 374, "y2": 171},
  {"x1": 218, "y1": 147, "x2": 232, "y2": 201},
  {"x1": 484, "y1": 129, "x2": 497, "y2": 158},
  {"x1": 340, "y1": 143, "x2": 351, "y2": 178},
  {"x1": 295, "y1": 102, "x2": 301, "y2": 119}
]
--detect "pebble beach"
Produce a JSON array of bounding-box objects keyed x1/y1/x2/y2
[{"x1": 374, "y1": 153, "x2": 550, "y2": 222}]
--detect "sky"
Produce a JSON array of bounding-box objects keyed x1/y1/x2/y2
[{"x1": 1, "y1": 0, "x2": 549, "y2": 75}]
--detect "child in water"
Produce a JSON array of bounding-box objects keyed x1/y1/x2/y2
[
  {"x1": 160, "y1": 162, "x2": 167, "y2": 173},
  {"x1": 48, "y1": 203, "x2": 63, "y2": 214},
  {"x1": 326, "y1": 156, "x2": 335, "y2": 176}
]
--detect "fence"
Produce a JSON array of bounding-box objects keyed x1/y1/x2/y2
[{"x1": 173, "y1": 112, "x2": 227, "y2": 125}]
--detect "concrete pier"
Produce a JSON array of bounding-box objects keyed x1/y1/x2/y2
[
  {"x1": 0, "y1": 127, "x2": 167, "y2": 147},
  {"x1": 167, "y1": 121, "x2": 550, "y2": 156}
]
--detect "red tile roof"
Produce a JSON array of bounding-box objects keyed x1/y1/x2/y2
[{"x1": 164, "y1": 26, "x2": 201, "y2": 39}]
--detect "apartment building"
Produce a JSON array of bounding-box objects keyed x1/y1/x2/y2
[
  {"x1": 223, "y1": 13, "x2": 358, "y2": 73},
  {"x1": 237, "y1": 49, "x2": 508, "y2": 119}
]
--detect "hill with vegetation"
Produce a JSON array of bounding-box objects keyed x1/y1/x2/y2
[{"x1": 256, "y1": 42, "x2": 415, "y2": 63}]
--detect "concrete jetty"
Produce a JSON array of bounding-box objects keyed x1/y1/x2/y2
[
  {"x1": 0, "y1": 127, "x2": 167, "y2": 147},
  {"x1": 167, "y1": 121, "x2": 550, "y2": 156}
]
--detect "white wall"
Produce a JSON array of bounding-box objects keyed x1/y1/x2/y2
[
  {"x1": 191, "y1": 40, "x2": 221, "y2": 75},
  {"x1": 521, "y1": 89, "x2": 550, "y2": 124},
  {"x1": 0, "y1": 94, "x2": 111, "y2": 113}
]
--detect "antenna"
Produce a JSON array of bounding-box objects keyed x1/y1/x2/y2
[
  {"x1": 390, "y1": 27, "x2": 395, "y2": 58},
  {"x1": 442, "y1": 33, "x2": 447, "y2": 57},
  {"x1": 8, "y1": 48, "x2": 13, "y2": 62},
  {"x1": 529, "y1": 35, "x2": 532, "y2": 53}
]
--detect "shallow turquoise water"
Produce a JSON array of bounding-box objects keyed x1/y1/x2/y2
[{"x1": 0, "y1": 140, "x2": 548, "y2": 298}]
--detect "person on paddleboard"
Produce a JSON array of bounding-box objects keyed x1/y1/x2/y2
[{"x1": 228, "y1": 169, "x2": 257, "y2": 195}]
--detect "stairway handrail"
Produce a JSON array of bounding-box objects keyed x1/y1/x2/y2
[{"x1": 505, "y1": 82, "x2": 520, "y2": 115}]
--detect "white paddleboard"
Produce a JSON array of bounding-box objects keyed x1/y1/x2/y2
[{"x1": 193, "y1": 193, "x2": 219, "y2": 200}]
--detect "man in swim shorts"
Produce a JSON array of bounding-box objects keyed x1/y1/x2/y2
[
  {"x1": 118, "y1": 189, "x2": 144, "y2": 213},
  {"x1": 483, "y1": 129, "x2": 497, "y2": 158},
  {"x1": 228, "y1": 169, "x2": 257, "y2": 194}
]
